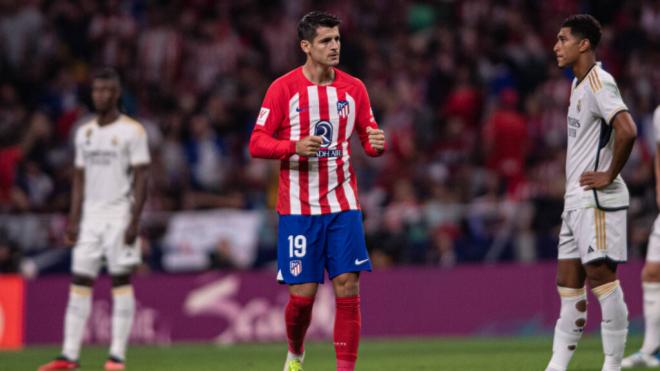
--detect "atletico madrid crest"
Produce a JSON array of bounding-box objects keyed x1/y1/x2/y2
[
  {"x1": 337, "y1": 100, "x2": 350, "y2": 118},
  {"x1": 290, "y1": 260, "x2": 303, "y2": 277}
]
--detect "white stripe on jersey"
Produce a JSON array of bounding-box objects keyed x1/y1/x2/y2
[
  {"x1": 325, "y1": 87, "x2": 341, "y2": 213},
  {"x1": 341, "y1": 140, "x2": 358, "y2": 209},
  {"x1": 346, "y1": 93, "x2": 357, "y2": 138},
  {"x1": 288, "y1": 93, "x2": 301, "y2": 214},
  {"x1": 306, "y1": 86, "x2": 322, "y2": 215}
]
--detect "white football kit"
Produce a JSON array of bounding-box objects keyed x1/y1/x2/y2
[
  {"x1": 558, "y1": 63, "x2": 630, "y2": 264},
  {"x1": 647, "y1": 106, "x2": 660, "y2": 262},
  {"x1": 72, "y1": 114, "x2": 150, "y2": 277}
]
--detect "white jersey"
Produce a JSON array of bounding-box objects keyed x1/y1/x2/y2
[
  {"x1": 74, "y1": 114, "x2": 150, "y2": 219},
  {"x1": 564, "y1": 63, "x2": 629, "y2": 211}
]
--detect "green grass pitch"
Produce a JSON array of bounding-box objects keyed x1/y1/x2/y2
[{"x1": 0, "y1": 335, "x2": 649, "y2": 370}]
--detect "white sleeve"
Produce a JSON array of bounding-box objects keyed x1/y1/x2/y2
[
  {"x1": 129, "y1": 127, "x2": 150, "y2": 165},
  {"x1": 654, "y1": 106, "x2": 660, "y2": 143},
  {"x1": 593, "y1": 78, "x2": 628, "y2": 125},
  {"x1": 74, "y1": 130, "x2": 85, "y2": 168}
]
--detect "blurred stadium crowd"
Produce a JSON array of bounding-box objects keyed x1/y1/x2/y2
[{"x1": 1, "y1": 0, "x2": 659, "y2": 275}]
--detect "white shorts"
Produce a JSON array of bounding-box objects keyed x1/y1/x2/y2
[
  {"x1": 558, "y1": 208, "x2": 627, "y2": 264},
  {"x1": 647, "y1": 214, "x2": 660, "y2": 262},
  {"x1": 72, "y1": 218, "x2": 141, "y2": 278}
]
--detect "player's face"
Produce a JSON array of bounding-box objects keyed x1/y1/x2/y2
[
  {"x1": 91, "y1": 78, "x2": 120, "y2": 113},
  {"x1": 303, "y1": 26, "x2": 341, "y2": 67},
  {"x1": 553, "y1": 27, "x2": 584, "y2": 68}
]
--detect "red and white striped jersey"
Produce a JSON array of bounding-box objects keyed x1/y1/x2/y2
[{"x1": 249, "y1": 67, "x2": 385, "y2": 215}]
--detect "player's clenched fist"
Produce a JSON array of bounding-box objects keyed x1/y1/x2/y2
[
  {"x1": 296, "y1": 135, "x2": 323, "y2": 157},
  {"x1": 366, "y1": 126, "x2": 385, "y2": 152}
]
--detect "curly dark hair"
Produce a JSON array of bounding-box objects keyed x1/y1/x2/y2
[{"x1": 562, "y1": 14, "x2": 602, "y2": 49}]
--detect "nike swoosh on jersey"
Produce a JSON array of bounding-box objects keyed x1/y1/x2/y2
[{"x1": 354, "y1": 258, "x2": 369, "y2": 265}]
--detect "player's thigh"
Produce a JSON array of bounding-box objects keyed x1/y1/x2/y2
[
  {"x1": 558, "y1": 211, "x2": 580, "y2": 260},
  {"x1": 277, "y1": 214, "x2": 325, "y2": 284},
  {"x1": 325, "y1": 211, "x2": 370, "y2": 280},
  {"x1": 556, "y1": 258, "x2": 586, "y2": 288},
  {"x1": 104, "y1": 219, "x2": 141, "y2": 276},
  {"x1": 575, "y1": 208, "x2": 627, "y2": 264},
  {"x1": 72, "y1": 220, "x2": 103, "y2": 278}
]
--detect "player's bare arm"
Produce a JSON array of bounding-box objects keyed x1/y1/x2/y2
[
  {"x1": 579, "y1": 111, "x2": 636, "y2": 190},
  {"x1": 295, "y1": 135, "x2": 323, "y2": 157},
  {"x1": 366, "y1": 127, "x2": 385, "y2": 153},
  {"x1": 124, "y1": 164, "x2": 149, "y2": 245},
  {"x1": 65, "y1": 168, "x2": 85, "y2": 246}
]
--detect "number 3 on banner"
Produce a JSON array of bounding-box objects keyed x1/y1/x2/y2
[{"x1": 288, "y1": 235, "x2": 307, "y2": 258}]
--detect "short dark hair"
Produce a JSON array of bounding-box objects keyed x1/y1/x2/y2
[
  {"x1": 297, "y1": 11, "x2": 341, "y2": 42},
  {"x1": 92, "y1": 67, "x2": 121, "y2": 83},
  {"x1": 562, "y1": 14, "x2": 602, "y2": 49}
]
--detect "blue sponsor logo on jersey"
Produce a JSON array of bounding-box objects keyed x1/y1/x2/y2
[
  {"x1": 314, "y1": 120, "x2": 342, "y2": 158},
  {"x1": 316, "y1": 149, "x2": 343, "y2": 158},
  {"x1": 314, "y1": 120, "x2": 333, "y2": 148}
]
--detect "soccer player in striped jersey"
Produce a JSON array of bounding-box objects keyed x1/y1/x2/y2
[
  {"x1": 249, "y1": 11, "x2": 386, "y2": 371},
  {"x1": 39, "y1": 68, "x2": 150, "y2": 371},
  {"x1": 622, "y1": 105, "x2": 660, "y2": 369},
  {"x1": 545, "y1": 15, "x2": 637, "y2": 371}
]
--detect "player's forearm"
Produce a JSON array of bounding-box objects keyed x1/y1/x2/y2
[
  {"x1": 362, "y1": 143, "x2": 384, "y2": 157},
  {"x1": 249, "y1": 131, "x2": 297, "y2": 160},
  {"x1": 68, "y1": 169, "x2": 84, "y2": 224},
  {"x1": 129, "y1": 165, "x2": 149, "y2": 225},
  {"x1": 606, "y1": 123, "x2": 636, "y2": 182}
]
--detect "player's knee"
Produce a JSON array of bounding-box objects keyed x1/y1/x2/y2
[
  {"x1": 585, "y1": 260, "x2": 617, "y2": 288},
  {"x1": 72, "y1": 274, "x2": 94, "y2": 287},
  {"x1": 333, "y1": 273, "x2": 359, "y2": 297},
  {"x1": 642, "y1": 265, "x2": 660, "y2": 282},
  {"x1": 586, "y1": 272, "x2": 616, "y2": 289},
  {"x1": 289, "y1": 283, "x2": 318, "y2": 298},
  {"x1": 111, "y1": 274, "x2": 131, "y2": 287}
]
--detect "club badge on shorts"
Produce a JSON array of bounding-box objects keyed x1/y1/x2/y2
[{"x1": 290, "y1": 260, "x2": 302, "y2": 277}]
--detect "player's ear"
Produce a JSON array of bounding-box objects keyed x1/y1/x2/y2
[
  {"x1": 578, "y1": 38, "x2": 591, "y2": 53},
  {"x1": 300, "y1": 39, "x2": 311, "y2": 54}
]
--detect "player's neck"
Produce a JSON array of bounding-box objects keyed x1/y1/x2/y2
[
  {"x1": 97, "y1": 109, "x2": 121, "y2": 126},
  {"x1": 302, "y1": 61, "x2": 335, "y2": 86},
  {"x1": 572, "y1": 54, "x2": 597, "y2": 83}
]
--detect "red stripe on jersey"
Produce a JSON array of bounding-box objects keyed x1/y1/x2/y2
[
  {"x1": 279, "y1": 161, "x2": 291, "y2": 214},
  {"x1": 317, "y1": 86, "x2": 331, "y2": 214},
  {"x1": 299, "y1": 88, "x2": 311, "y2": 215},
  {"x1": 335, "y1": 90, "x2": 350, "y2": 211}
]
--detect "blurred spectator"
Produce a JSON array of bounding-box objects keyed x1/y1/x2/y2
[
  {"x1": 482, "y1": 88, "x2": 528, "y2": 197},
  {"x1": 0, "y1": 235, "x2": 20, "y2": 273}
]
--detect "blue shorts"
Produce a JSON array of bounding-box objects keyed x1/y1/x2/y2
[{"x1": 277, "y1": 210, "x2": 371, "y2": 284}]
